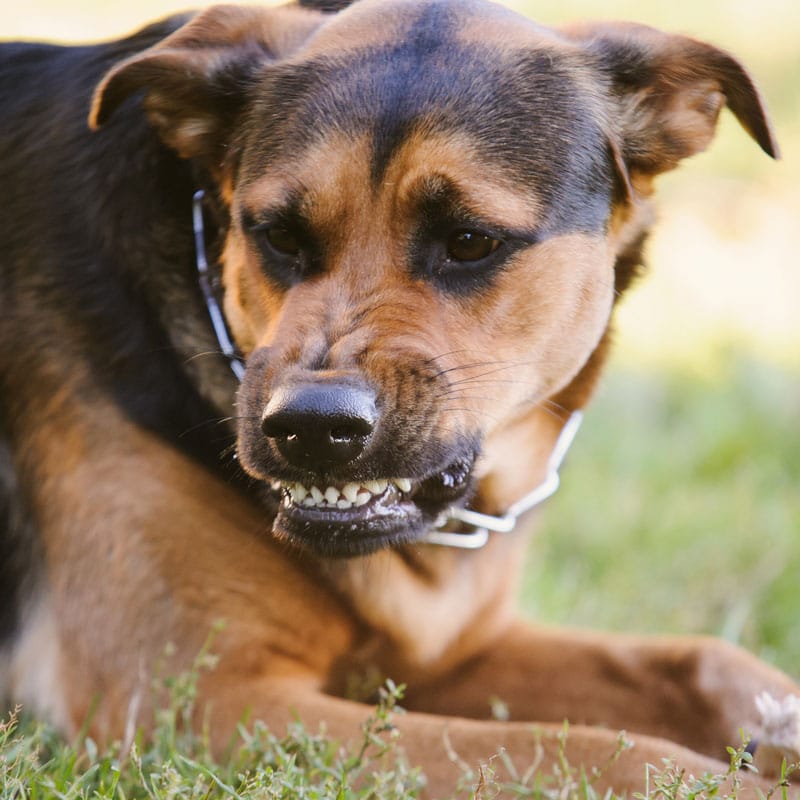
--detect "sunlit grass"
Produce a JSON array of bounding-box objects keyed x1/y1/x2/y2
[
  {"x1": 521, "y1": 359, "x2": 800, "y2": 676},
  {"x1": 4, "y1": 679, "x2": 795, "y2": 800}
]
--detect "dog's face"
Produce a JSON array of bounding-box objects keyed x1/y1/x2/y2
[
  {"x1": 92, "y1": 0, "x2": 776, "y2": 557},
  {"x1": 226, "y1": 2, "x2": 620, "y2": 555}
]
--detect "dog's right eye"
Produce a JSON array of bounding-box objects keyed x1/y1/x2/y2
[
  {"x1": 243, "y1": 211, "x2": 319, "y2": 287},
  {"x1": 262, "y1": 226, "x2": 301, "y2": 257}
]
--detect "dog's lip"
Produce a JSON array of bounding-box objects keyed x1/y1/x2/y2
[
  {"x1": 271, "y1": 483, "x2": 425, "y2": 557},
  {"x1": 264, "y1": 455, "x2": 476, "y2": 556},
  {"x1": 273, "y1": 477, "x2": 413, "y2": 511},
  {"x1": 281, "y1": 482, "x2": 418, "y2": 530}
]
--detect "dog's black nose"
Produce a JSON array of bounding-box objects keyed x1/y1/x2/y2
[{"x1": 261, "y1": 381, "x2": 377, "y2": 468}]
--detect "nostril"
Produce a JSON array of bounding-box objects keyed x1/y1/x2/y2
[
  {"x1": 260, "y1": 419, "x2": 295, "y2": 440},
  {"x1": 330, "y1": 418, "x2": 373, "y2": 441}
]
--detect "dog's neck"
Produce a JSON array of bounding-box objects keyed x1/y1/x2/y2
[{"x1": 320, "y1": 406, "x2": 572, "y2": 669}]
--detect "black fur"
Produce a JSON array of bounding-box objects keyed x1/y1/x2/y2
[
  {"x1": 0, "y1": 431, "x2": 40, "y2": 641},
  {"x1": 0, "y1": 24, "x2": 241, "y2": 644}
]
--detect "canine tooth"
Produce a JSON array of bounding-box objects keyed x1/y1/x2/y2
[
  {"x1": 354, "y1": 492, "x2": 371, "y2": 507},
  {"x1": 337, "y1": 499, "x2": 352, "y2": 509},
  {"x1": 393, "y1": 478, "x2": 412, "y2": 493},
  {"x1": 324, "y1": 486, "x2": 340, "y2": 505},
  {"x1": 375, "y1": 479, "x2": 388, "y2": 494},
  {"x1": 293, "y1": 484, "x2": 308, "y2": 503},
  {"x1": 310, "y1": 486, "x2": 324, "y2": 504},
  {"x1": 364, "y1": 479, "x2": 388, "y2": 494},
  {"x1": 341, "y1": 483, "x2": 360, "y2": 503}
]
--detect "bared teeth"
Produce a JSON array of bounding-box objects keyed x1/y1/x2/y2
[
  {"x1": 342, "y1": 483, "x2": 360, "y2": 503},
  {"x1": 324, "y1": 486, "x2": 340, "y2": 505},
  {"x1": 276, "y1": 477, "x2": 413, "y2": 510}
]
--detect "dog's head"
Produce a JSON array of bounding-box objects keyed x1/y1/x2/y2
[{"x1": 91, "y1": 0, "x2": 777, "y2": 558}]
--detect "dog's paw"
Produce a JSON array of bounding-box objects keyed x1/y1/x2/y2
[{"x1": 752, "y1": 692, "x2": 800, "y2": 776}]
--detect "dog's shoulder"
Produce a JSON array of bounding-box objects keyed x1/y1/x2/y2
[{"x1": 0, "y1": 11, "x2": 230, "y2": 449}]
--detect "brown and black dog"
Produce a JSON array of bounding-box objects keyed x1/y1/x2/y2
[{"x1": 1, "y1": 0, "x2": 797, "y2": 795}]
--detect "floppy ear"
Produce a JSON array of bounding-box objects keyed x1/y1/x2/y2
[
  {"x1": 89, "y1": 4, "x2": 324, "y2": 164},
  {"x1": 568, "y1": 22, "x2": 779, "y2": 177}
]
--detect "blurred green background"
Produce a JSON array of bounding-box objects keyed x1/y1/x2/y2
[{"x1": 5, "y1": 2, "x2": 798, "y2": 674}]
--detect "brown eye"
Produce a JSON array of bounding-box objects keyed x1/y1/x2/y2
[
  {"x1": 265, "y1": 226, "x2": 301, "y2": 256},
  {"x1": 446, "y1": 230, "x2": 500, "y2": 263}
]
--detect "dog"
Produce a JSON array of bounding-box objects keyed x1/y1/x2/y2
[{"x1": 1, "y1": 0, "x2": 798, "y2": 795}]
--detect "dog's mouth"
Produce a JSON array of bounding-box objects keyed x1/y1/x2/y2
[{"x1": 265, "y1": 456, "x2": 475, "y2": 557}]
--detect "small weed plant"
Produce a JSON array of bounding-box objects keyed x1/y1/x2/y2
[{"x1": 1, "y1": 646, "x2": 796, "y2": 800}]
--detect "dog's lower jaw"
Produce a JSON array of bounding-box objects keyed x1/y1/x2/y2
[
  {"x1": 262, "y1": 483, "x2": 525, "y2": 667},
  {"x1": 257, "y1": 451, "x2": 479, "y2": 557},
  {"x1": 271, "y1": 496, "x2": 434, "y2": 558}
]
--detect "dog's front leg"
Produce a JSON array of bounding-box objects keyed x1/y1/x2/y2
[{"x1": 401, "y1": 620, "x2": 799, "y2": 764}]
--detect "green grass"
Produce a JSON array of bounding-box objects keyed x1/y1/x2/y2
[
  {"x1": 521, "y1": 357, "x2": 800, "y2": 677},
  {"x1": 3, "y1": 679, "x2": 794, "y2": 800},
  {"x1": 0, "y1": 682, "x2": 425, "y2": 800}
]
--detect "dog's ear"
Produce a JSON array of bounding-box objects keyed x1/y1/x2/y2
[
  {"x1": 568, "y1": 22, "x2": 779, "y2": 178},
  {"x1": 89, "y1": 4, "x2": 324, "y2": 163}
]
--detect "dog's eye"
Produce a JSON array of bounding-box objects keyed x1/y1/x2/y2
[
  {"x1": 446, "y1": 230, "x2": 501, "y2": 263},
  {"x1": 263, "y1": 226, "x2": 301, "y2": 257},
  {"x1": 241, "y1": 209, "x2": 319, "y2": 288}
]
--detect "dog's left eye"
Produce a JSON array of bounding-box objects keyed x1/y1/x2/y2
[{"x1": 446, "y1": 230, "x2": 501, "y2": 263}]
